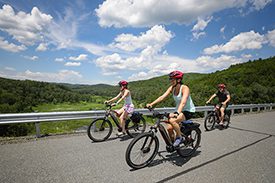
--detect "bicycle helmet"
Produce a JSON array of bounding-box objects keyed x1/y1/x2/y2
[
  {"x1": 218, "y1": 83, "x2": 225, "y2": 89},
  {"x1": 169, "y1": 70, "x2": 184, "y2": 79},
  {"x1": 119, "y1": 80, "x2": 128, "y2": 86}
]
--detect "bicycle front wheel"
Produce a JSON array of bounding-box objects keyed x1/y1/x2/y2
[
  {"x1": 125, "y1": 116, "x2": 146, "y2": 138},
  {"x1": 87, "y1": 118, "x2": 112, "y2": 142},
  {"x1": 204, "y1": 113, "x2": 216, "y2": 131},
  {"x1": 125, "y1": 132, "x2": 159, "y2": 169}
]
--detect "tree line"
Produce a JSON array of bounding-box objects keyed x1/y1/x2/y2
[{"x1": 0, "y1": 56, "x2": 274, "y2": 136}]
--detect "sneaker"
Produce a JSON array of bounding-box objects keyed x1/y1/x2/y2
[
  {"x1": 116, "y1": 132, "x2": 125, "y2": 137},
  {"x1": 173, "y1": 136, "x2": 183, "y2": 147}
]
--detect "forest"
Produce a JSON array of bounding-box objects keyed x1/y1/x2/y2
[{"x1": 0, "y1": 56, "x2": 274, "y2": 136}]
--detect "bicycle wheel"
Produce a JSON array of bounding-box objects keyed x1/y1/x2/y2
[
  {"x1": 87, "y1": 118, "x2": 112, "y2": 142},
  {"x1": 204, "y1": 113, "x2": 216, "y2": 131},
  {"x1": 177, "y1": 127, "x2": 201, "y2": 157},
  {"x1": 125, "y1": 132, "x2": 159, "y2": 169},
  {"x1": 125, "y1": 116, "x2": 146, "y2": 138}
]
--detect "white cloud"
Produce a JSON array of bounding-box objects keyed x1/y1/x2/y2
[
  {"x1": 195, "y1": 54, "x2": 246, "y2": 70},
  {"x1": 110, "y1": 25, "x2": 173, "y2": 52},
  {"x1": 95, "y1": 25, "x2": 174, "y2": 74},
  {"x1": 23, "y1": 55, "x2": 39, "y2": 61},
  {"x1": 0, "y1": 69, "x2": 83, "y2": 83},
  {"x1": 55, "y1": 58, "x2": 64, "y2": 62},
  {"x1": 220, "y1": 26, "x2": 226, "y2": 33},
  {"x1": 69, "y1": 54, "x2": 88, "y2": 61},
  {"x1": 250, "y1": 0, "x2": 272, "y2": 10},
  {"x1": 0, "y1": 36, "x2": 26, "y2": 52},
  {"x1": 95, "y1": 0, "x2": 267, "y2": 28},
  {"x1": 4, "y1": 67, "x2": 15, "y2": 71},
  {"x1": 191, "y1": 16, "x2": 212, "y2": 40},
  {"x1": 203, "y1": 31, "x2": 266, "y2": 54},
  {"x1": 36, "y1": 43, "x2": 47, "y2": 51},
  {"x1": 266, "y1": 29, "x2": 275, "y2": 47},
  {"x1": 0, "y1": 5, "x2": 52, "y2": 45},
  {"x1": 65, "y1": 62, "x2": 81, "y2": 66}
]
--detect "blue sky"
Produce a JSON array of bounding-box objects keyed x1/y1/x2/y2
[{"x1": 0, "y1": 0, "x2": 274, "y2": 85}]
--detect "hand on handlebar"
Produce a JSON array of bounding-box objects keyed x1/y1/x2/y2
[{"x1": 111, "y1": 103, "x2": 117, "y2": 106}]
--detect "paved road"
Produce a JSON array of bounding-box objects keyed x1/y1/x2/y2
[{"x1": 1, "y1": 111, "x2": 275, "y2": 183}]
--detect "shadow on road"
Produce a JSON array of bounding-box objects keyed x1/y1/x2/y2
[
  {"x1": 150, "y1": 150, "x2": 201, "y2": 167},
  {"x1": 156, "y1": 134, "x2": 272, "y2": 183},
  {"x1": 229, "y1": 126, "x2": 275, "y2": 136}
]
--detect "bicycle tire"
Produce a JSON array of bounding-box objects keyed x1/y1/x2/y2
[
  {"x1": 204, "y1": 113, "x2": 216, "y2": 131},
  {"x1": 177, "y1": 127, "x2": 201, "y2": 157},
  {"x1": 87, "y1": 118, "x2": 112, "y2": 142},
  {"x1": 125, "y1": 132, "x2": 159, "y2": 169},
  {"x1": 125, "y1": 116, "x2": 146, "y2": 138}
]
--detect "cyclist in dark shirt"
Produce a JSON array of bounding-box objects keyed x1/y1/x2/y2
[{"x1": 206, "y1": 84, "x2": 231, "y2": 126}]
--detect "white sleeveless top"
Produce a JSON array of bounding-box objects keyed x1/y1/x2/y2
[{"x1": 173, "y1": 85, "x2": 196, "y2": 112}]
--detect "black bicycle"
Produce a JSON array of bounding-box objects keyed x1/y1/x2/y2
[
  {"x1": 125, "y1": 107, "x2": 201, "y2": 169},
  {"x1": 204, "y1": 104, "x2": 231, "y2": 131},
  {"x1": 87, "y1": 104, "x2": 146, "y2": 142}
]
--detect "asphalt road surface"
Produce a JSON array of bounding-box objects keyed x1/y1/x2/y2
[{"x1": 1, "y1": 111, "x2": 275, "y2": 183}]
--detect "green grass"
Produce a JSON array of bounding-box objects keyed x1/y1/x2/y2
[{"x1": 33, "y1": 101, "x2": 105, "y2": 112}]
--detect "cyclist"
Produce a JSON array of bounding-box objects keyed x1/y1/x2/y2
[
  {"x1": 206, "y1": 83, "x2": 231, "y2": 126},
  {"x1": 105, "y1": 80, "x2": 134, "y2": 136},
  {"x1": 146, "y1": 71, "x2": 196, "y2": 147}
]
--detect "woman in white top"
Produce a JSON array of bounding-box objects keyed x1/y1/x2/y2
[
  {"x1": 105, "y1": 80, "x2": 134, "y2": 136},
  {"x1": 147, "y1": 71, "x2": 195, "y2": 147}
]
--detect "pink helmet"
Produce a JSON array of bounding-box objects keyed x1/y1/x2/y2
[
  {"x1": 168, "y1": 70, "x2": 184, "y2": 79},
  {"x1": 118, "y1": 80, "x2": 128, "y2": 87},
  {"x1": 218, "y1": 83, "x2": 226, "y2": 89}
]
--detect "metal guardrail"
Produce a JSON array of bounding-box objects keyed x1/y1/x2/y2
[{"x1": 0, "y1": 103, "x2": 274, "y2": 137}]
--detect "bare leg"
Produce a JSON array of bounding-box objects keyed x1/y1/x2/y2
[
  {"x1": 119, "y1": 110, "x2": 128, "y2": 133},
  {"x1": 166, "y1": 123, "x2": 175, "y2": 142},
  {"x1": 220, "y1": 107, "x2": 225, "y2": 125}
]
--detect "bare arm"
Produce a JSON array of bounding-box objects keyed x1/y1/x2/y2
[
  {"x1": 106, "y1": 92, "x2": 122, "y2": 103},
  {"x1": 116, "y1": 90, "x2": 129, "y2": 105},
  {"x1": 206, "y1": 93, "x2": 217, "y2": 104},
  {"x1": 148, "y1": 86, "x2": 173, "y2": 107},
  {"x1": 222, "y1": 94, "x2": 231, "y2": 105}
]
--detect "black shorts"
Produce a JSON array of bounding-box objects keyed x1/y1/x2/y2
[{"x1": 183, "y1": 111, "x2": 194, "y2": 120}]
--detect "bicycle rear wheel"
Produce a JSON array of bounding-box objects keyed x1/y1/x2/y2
[
  {"x1": 125, "y1": 116, "x2": 146, "y2": 138},
  {"x1": 87, "y1": 118, "x2": 112, "y2": 142},
  {"x1": 125, "y1": 132, "x2": 159, "y2": 169},
  {"x1": 204, "y1": 113, "x2": 216, "y2": 131},
  {"x1": 177, "y1": 127, "x2": 201, "y2": 157},
  {"x1": 223, "y1": 113, "x2": 230, "y2": 128}
]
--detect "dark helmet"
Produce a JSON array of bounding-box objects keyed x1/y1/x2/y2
[
  {"x1": 118, "y1": 80, "x2": 128, "y2": 87},
  {"x1": 218, "y1": 83, "x2": 226, "y2": 89},
  {"x1": 168, "y1": 70, "x2": 184, "y2": 80}
]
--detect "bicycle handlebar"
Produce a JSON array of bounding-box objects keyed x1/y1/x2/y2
[{"x1": 145, "y1": 106, "x2": 170, "y2": 119}]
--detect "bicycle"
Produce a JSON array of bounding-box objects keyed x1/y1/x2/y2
[
  {"x1": 125, "y1": 107, "x2": 201, "y2": 169},
  {"x1": 204, "y1": 104, "x2": 231, "y2": 131},
  {"x1": 87, "y1": 103, "x2": 146, "y2": 142}
]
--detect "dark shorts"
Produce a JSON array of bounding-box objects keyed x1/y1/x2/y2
[{"x1": 183, "y1": 111, "x2": 194, "y2": 120}]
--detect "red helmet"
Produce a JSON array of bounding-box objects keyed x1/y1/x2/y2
[
  {"x1": 218, "y1": 83, "x2": 226, "y2": 89},
  {"x1": 169, "y1": 70, "x2": 184, "y2": 79},
  {"x1": 118, "y1": 80, "x2": 128, "y2": 87}
]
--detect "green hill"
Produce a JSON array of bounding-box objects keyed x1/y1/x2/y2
[{"x1": 0, "y1": 56, "x2": 274, "y2": 113}]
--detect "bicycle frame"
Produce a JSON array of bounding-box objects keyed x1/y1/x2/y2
[{"x1": 104, "y1": 106, "x2": 122, "y2": 130}]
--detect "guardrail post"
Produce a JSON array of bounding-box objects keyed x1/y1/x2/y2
[
  {"x1": 204, "y1": 111, "x2": 208, "y2": 118},
  {"x1": 231, "y1": 109, "x2": 234, "y2": 115},
  {"x1": 257, "y1": 107, "x2": 260, "y2": 112},
  {"x1": 35, "y1": 122, "x2": 41, "y2": 138},
  {"x1": 270, "y1": 104, "x2": 273, "y2": 111}
]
